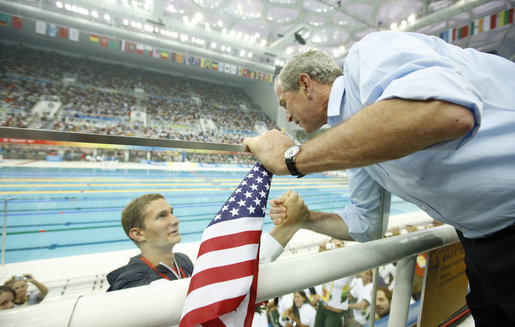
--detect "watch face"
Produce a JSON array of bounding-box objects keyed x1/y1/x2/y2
[{"x1": 285, "y1": 145, "x2": 300, "y2": 159}]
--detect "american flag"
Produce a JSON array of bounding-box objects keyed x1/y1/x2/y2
[{"x1": 179, "y1": 162, "x2": 273, "y2": 327}]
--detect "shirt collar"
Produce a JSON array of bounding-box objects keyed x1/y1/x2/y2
[{"x1": 327, "y1": 75, "x2": 345, "y2": 126}]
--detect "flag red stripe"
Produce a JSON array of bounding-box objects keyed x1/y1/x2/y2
[
  {"x1": 188, "y1": 260, "x2": 255, "y2": 290},
  {"x1": 198, "y1": 230, "x2": 262, "y2": 256},
  {"x1": 180, "y1": 296, "x2": 245, "y2": 327},
  {"x1": 509, "y1": 8, "x2": 514, "y2": 24},
  {"x1": 244, "y1": 249, "x2": 260, "y2": 327},
  {"x1": 201, "y1": 318, "x2": 226, "y2": 327}
]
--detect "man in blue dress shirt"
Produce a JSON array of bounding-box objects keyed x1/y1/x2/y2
[{"x1": 244, "y1": 31, "x2": 515, "y2": 326}]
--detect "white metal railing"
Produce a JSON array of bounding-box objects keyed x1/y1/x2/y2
[{"x1": 0, "y1": 225, "x2": 459, "y2": 327}]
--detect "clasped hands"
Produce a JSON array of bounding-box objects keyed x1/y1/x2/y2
[{"x1": 269, "y1": 190, "x2": 310, "y2": 228}]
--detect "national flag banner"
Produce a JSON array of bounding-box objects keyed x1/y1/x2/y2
[
  {"x1": 152, "y1": 47, "x2": 160, "y2": 59},
  {"x1": 69, "y1": 28, "x2": 79, "y2": 41},
  {"x1": 108, "y1": 38, "x2": 120, "y2": 49},
  {"x1": 489, "y1": 13, "x2": 497, "y2": 30},
  {"x1": 58, "y1": 26, "x2": 68, "y2": 39},
  {"x1": 0, "y1": 13, "x2": 11, "y2": 27},
  {"x1": 35, "y1": 20, "x2": 46, "y2": 34},
  {"x1": 47, "y1": 23, "x2": 57, "y2": 37},
  {"x1": 89, "y1": 34, "x2": 99, "y2": 44},
  {"x1": 212, "y1": 62, "x2": 218, "y2": 71},
  {"x1": 121, "y1": 40, "x2": 136, "y2": 52},
  {"x1": 230, "y1": 64, "x2": 237, "y2": 75},
  {"x1": 11, "y1": 16, "x2": 22, "y2": 29},
  {"x1": 499, "y1": 8, "x2": 514, "y2": 26},
  {"x1": 259, "y1": 72, "x2": 265, "y2": 81},
  {"x1": 249, "y1": 71, "x2": 256, "y2": 79},
  {"x1": 144, "y1": 44, "x2": 153, "y2": 56},
  {"x1": 458, "y1": 25, "x2": 468, "y2": 39},
  {"x1": 176, "y1": 53, "x2": 184, "y2": 63},
  {"x1": 179, "y1": 162, "x2": 272, "y2": 327},
  {"x1": 201, "y1": 59, "x2": 212, "y2": 69},
  {"x1": 218, "y1": 62, "x2": 225, "y2": 73},
  {"x1": 224, "y1": 63, "x2": 231, "y2": 74},
  {"x1": 160, "y1": 50, "x2": 169, "y2": 59},
  {"x1": 136, "y1": 43, "x2": 144, "y2": 55},
  {"x1": 170, "y1": 52, "x2": 175, "y2": 61},
  {"x1": 99, "y1": 36, "x2": 109, "y2": 47}
]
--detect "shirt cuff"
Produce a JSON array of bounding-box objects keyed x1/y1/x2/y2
[{"x1": 259, "y1": 233, "x2": 285, "y2": 263}]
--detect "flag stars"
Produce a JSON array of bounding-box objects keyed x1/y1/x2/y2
[
  {"x1": 259, "y1": 190, "x2": 267, "y2": 198},
  {"x1": 244, "y1": 191, "x2": 253, "y2": 198},
  {"x1": 230, "y1": 207, "x2": 239, "y2": 217},
  {"x1": 214, "y1": 214, "x2": 222, "y2": 220},
  {"x1": 264, "y1": 183, "x2": 270, "y2": 190},
  {"x1": 228, "y1": 196, "x2": 236, "y2": 203},
  {"x1": 256, "y1": 176, "x2": 263, "y2": 184},
  {"x1": 247, "y1": 205, "x2": 256, "y2": 214},
  {"x1": 250, "y1": 184, "x2": 258, "y2": 191},
  {"x1": 221, "y1": 204, "x2": 229, "y2": 212},
  {"x1": 240, "y1": 180, "x2": 248, "y2": 186},
  {"x1": 234, "y1": 187, "x2": 242, "y2": 194},
  {"x1": 253, "y1": 197, "x2": 261, "y2": 206},
  {"x1": 237, "y1": 199, "x2": 246, "y2": 207}
]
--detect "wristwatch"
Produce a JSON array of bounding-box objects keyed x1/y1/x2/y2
[{"x1": 284, "y1": 145, "x2": 305, "y2": 178}]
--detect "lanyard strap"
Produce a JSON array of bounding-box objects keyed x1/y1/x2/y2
[{"x1": 140, "y1": 256, "x2": 185, "y2": 280}]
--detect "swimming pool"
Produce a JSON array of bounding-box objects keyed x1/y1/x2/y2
[{"x1": 0, "y1": 165, "x2": 419, "y2": 263}]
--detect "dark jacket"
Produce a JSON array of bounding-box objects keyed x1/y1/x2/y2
[{"x1": 106, "y1": 253, "x2": 193, "y2": 292}]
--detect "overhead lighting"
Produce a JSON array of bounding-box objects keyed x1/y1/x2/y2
[
  {"x1": 55, "y1": 1, "x2": 63, "y2": 8},
  {"x1": 91, "y1": 10, "x2": 98, "y2": 18},
  {"x1": 122, "y1": 19, "x2": 129, "y2": 26},
  {"x1": 408, "y1": 13, "x2": 416, "y2": 24},
  {"x1": 390, "y1": 22, "x2": 398, "y2": 30},
  {"x1": 104, "y1": 13, "x2": 111, "y2": 21}
]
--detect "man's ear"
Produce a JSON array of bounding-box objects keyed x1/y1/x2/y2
[
  {"x1": 129, "y1": 227, "x2": 145, "y2": 243},
  {"x1": 298, "y1": 73, "x2": 312, "y2": 96}
]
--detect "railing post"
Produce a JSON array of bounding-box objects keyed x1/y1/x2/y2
[
  {"x1": 388, "y1": 255, "x2": 417, "y2": 327},
  {"x1": 2, "y1": 198, "x2": 8, "y2": 266},
  {"x1": 369, "y1": 187, "x2": 390, "y2": 327}
]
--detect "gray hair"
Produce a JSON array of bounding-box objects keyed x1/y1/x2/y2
[{"x1": 277, "y1": 48, "x2": 343, "y2": 92}]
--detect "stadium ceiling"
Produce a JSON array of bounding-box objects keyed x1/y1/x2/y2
[{"x1": 3, "y1": 0, "x2": 515, "y2": 68}]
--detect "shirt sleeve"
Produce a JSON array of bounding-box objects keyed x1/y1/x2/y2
[
  {"x1": 334, "y1": 167, "x2": 391, "y2": 242},
  {"x1": 345, "y1": 31, "x2": 482, "y2": 150},
  {"x1": 259, "y1": 232, "x2": 284, "y2": 263}
]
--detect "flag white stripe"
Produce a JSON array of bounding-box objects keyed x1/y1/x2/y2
[
  {"x1": 194, "y1": 244, "x2": 259, "y2": 274},
  {"x1": 181, "y1": 276, "x2": 253, "y2": 316},
  {"x1": 220, "y1": 292, "x2": 251, "y2": 325},
  {"x1": 201, "y1": 217, "x2": 263, "y2": 242}
]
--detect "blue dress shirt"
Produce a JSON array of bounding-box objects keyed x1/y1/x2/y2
[{"x1": 328, "y1": 31, "x2": 515, "y2": 241}]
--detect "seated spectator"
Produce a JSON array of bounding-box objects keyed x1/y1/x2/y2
[
  {"x1": 4, "y1": 274, "x2": 48, "y2": 307},
  {"x1": 374, "y1": 286, "x2": 392, "y2": 321},
  {"x1": 107, "y1": 190, "x2": 309, "y2": 291},
  {"x1": 347, "y1": 270, "x2": 373, "y2": 326},
  {"x1": 0, "y1": 285, "x2": 16, "y2": 310},
  {"x1": 282, "y1": 290, "x2": 317, "y2": 327}
]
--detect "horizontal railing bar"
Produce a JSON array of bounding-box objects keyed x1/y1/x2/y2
[
  {"x1": 0, "y1": 127, "x2": 249, "y2": 153},
  {"x1": 0, "y1": 225, "x2": 459, "y2": 327}
]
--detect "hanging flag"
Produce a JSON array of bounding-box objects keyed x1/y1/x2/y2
[
  {"x1": 0, "y1": 13, "x2": 11, "y2": 27},
  {"x1": 144, "y1": 44, "x2": 153, "y2": 56},
  {"x1": 121, "y1": 40, "x2": 136, "y2": 52},
  {"x1": 136, "y1": 43, "x2": 144, "y2": 55},
  {"x1": 35, "y1": 20, "x2": 46, "y2": 34},
  {"x1": 224, "y1": 63, "x2": 231, "y2": 74},
  {"x1": 47, "y1": 23, "x2": 57, "y2": 37},
  {"x1": 89, "y1": 34, "x2": 99, "y2": 44},
  {"x1": 69, "y1": 28, "x2": 79, "y2": 41},
  {"x1": 176, "y1": 53, "x2": 184, "y2": 63},
  {"x1": 160, "y1": 50, "x2": 169, "y2": 60},
  {"x1": 180, "y1": 162, "x2": 272, "y2": 327},
  {"x1": 11, "y1": 16, "x2": 23, "y2": 29},
  {"x1": 218, "y1": 62, "x2": 225, "y2": 73},
  {"x1": 99, "y1": 36, "x2": 109, "y2": 47},
  {"x1": 108, "y1": 38, "x2": 119, "y2": 49},
  {"x1": 58, "y1": 26, "x2": 68, "y2": 39}
]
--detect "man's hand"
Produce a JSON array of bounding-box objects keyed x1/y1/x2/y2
[
  {"x1": 243, "y1": 129, "x2": 294, "y2": 175},
  {"x1": 269, "y1": 190, "x2": 310, "y2": 227}
]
